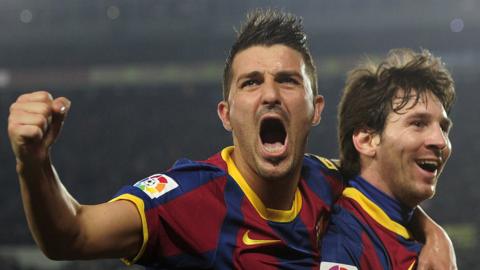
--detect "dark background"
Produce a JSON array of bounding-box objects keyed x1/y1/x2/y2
[{"x1": 0, "y1": 0, "x2": 478, "y2": 269}]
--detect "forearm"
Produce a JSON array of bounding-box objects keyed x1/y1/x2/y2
[
  {"x1": 410, "y1": 206, "x2": 429, "y2": 242},
  {"x1": 9, "y1": 92, "x2": 143, "y2": 261},
  {"x1": 411, "y1": 206, "x2": 457, "y2": 270},
  {"x1": 411, "y1": 206, "x2": 446, "y2": 242},
  {"x1": 17, "y1": 158, "x2": 82, "y2": 259}
]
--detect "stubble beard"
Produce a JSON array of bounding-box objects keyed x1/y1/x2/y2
[
  {"x1": 394, "y1": 174, "x2": 438, "y2": 208},
  {"x1": 254, "y1": 154, "x2": 299, "y2": 183}
]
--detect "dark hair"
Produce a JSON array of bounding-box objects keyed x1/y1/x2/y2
[
  {"x1": 222, "y1": 9, "x2": 317, "y2": 100},
  {"x1": 338, "y1": 48, "x2": 456, "y2": 179}
]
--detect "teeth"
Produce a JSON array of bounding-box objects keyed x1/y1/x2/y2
[
  {"x1": 417, "y1": 160, "x2": 439, "y2": 173},
  {"x1": 419, "y1": 160, "x2": 438, "y2": 166},
  {"x1": 264, "y1": 142, "x2": 284, "y2": 153}
]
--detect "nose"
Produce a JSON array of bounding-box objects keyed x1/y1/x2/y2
[
  {"x1": 426, "y1": 124, "x2": 450, "y2": 155},
  {"x1": 261, "y1": 78, "x2": 282, "y2": 107}
]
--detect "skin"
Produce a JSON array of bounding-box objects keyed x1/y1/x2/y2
[
  {"x1": 8, "y1": 91, "x2": 142, "y2": 260},
  {"x1": 7, "y1": 51, "x2": 456, "y2": 269},
  {"x1": 217, "y1": 44, "x2": 324, "y2": 210},
  {"x1": 354, "y1": 90, "x2": 452, "y2": 208}
]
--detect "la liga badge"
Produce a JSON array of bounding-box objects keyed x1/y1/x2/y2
[{"x1": 134, "y1": 174, "x2": 178, "y2": 199}]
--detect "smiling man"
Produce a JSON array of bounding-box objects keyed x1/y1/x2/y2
[
  {"x1": 8, "y1": 10, "x2": 455, "y2": 270},
  {"x1": 320, "y1": 48, "x2": 456, "y2": 270}
]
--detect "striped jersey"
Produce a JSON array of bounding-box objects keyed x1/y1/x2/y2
[
  {"x1": 320, "y1": 176, "x2": 423, "y2": 270},
  {"x1": 112, "y1": 146, "x2": 344, "y2": 269}
]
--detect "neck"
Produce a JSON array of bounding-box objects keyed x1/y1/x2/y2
[
  {"x1": 360, "y1": 166, "x2": 418, "y2": 208},
  {"x1": 252, "y1": 173, "x2": 299, "y2": 210},
  {"x1": 360, "y1": 164, "x2": 394, "y2": 199},
  {"x1": 349, "y1": 175, "x2": 416, "y2": 226},
  {"x1": 232, "y1": 150, "x2": 300, "y2": 210}
]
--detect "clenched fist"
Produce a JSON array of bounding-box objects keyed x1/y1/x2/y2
[{"x1": 8, "y1": 91, "x2": 71, "y2": 165}]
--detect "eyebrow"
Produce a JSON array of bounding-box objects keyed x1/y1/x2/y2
[
  {"x1": 236, "y1": 70, "x2": 304, "y2": 82},
  {"x1": 235, "y1": 71, "x2": 262, "y2": 85},
  {"x1": 408, "y1": 112, "x2": 453, "y2": 129},
  {"x1": 275, "y1": 70, "x2": 303, "y2": 80}
]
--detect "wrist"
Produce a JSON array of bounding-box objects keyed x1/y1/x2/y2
[{"x1": 16, "y1": 156, "x2": 53, "y2": 178}]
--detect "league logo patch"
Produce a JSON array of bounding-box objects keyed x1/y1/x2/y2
[
  {"x1": 134, "y1": 174, "x2": 178, "y2": 199},
  {"x1": 319, "y1": 262, "x2": 358, "y2": 270}
]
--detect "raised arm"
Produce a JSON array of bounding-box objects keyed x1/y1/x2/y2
[
  {"x1": 8, "y1": 91, "x2": 142, "y2": 260},
  {"x1": 411, "y1": 206, "x2": 457, "y2": 270}
]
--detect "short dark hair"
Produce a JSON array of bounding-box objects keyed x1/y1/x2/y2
[
  {"x1": 222, "y1": 9, "x2": 317, "y2": 100},
  {"x1": 338, "y1": 48, "x2": 456, "y2": 179}
]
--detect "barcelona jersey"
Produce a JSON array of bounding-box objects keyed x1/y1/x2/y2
[
  {"x1": 111, "y1": 146, "x2": 344, "y2": 269},
  {"x1": 320, "y1": 176, "x2": 423, "y2": 270}
]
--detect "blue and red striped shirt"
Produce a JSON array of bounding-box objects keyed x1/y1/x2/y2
[
  {"x1": 112, "y1": 147, "x2": 344, "y2": 269},
  {"x1": 320, "y1": 176, "x2": 422, "y2": 270}
]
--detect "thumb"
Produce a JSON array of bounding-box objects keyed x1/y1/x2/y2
[{"x1": 44, "y1": 97, "x2": 71, "y2": 147}]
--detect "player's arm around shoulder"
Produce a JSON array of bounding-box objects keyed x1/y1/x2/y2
[
  {"x1": 411, "y1": 207, "x2": 457, "y2": 270},
  {"x1": 8, "y1": 91, "x2": 143, "y2": 260}
]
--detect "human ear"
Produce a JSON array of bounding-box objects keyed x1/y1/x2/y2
[
  {"x1": 352, "y1": 129, "x2": 379, "y2": 158},
  {"x1": 311, "y1": 95, "x2": 325, "y2": 126},
  {"x1": 217, "y1": 101, "x2": 232, "y2": 131}
]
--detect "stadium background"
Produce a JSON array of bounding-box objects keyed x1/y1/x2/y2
[{"x1": 0, "y1": 0, "x2": 478, "y2": 269}]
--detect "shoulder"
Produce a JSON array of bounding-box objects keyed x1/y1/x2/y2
[
  {"x1": 168, "y1": 155, "x2": 228, "y2": 184},
  {"x1": 320, "y1": 202, "x2": 364, "y2": 268},
  {"x1": 301, "y1": 154, "x2": 345, "y2": 203},
  {"x1": 304, "y1": 154, "x2": 341, "y2": 172},
  {"x1": 325, "y1": 200, "x2": 366, "y2": 241},
  {"x1": 113, "y1": 154, "x2": 229, "y2": 207}
]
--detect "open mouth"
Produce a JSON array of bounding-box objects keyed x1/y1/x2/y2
[
  {"x1": 260, "y1": 118, "x2": 286, "y2": 153},
  {"x1": 416, "y1": 160, "x2": 440, "y2": 173}
]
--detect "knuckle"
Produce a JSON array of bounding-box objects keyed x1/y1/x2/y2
[
  {"x1": 9, "y1": 102, "x2": 17, "y2": 112},
  {"x1": 39, "y1": 103, "x2": 52, "y2": 116},
  {"x1": 33, "y1": 125, "x2": 43, "y2": 137},
  {"x1": 7, "y1": 123, "x2": 16, "y2": 136},
  {"x1": 27, "y1": 114, "x2": 47, "y2": 129},
  {"x1": 36, "y1": 115, "x2": 47, "y2": 128},
  {"x1": 41, "y1": 116, "x2": 50, "y2": 130},
  {"x1": 37, "y1": 91, "x2": 52, "y2": 101},
  {"x1": 7, "y1": 113, "x2": 22, "y2": 126},
  {"x1": 17, "y1": 93, "x2": 28, "y2": 101},
  {"x1": 17, "y1": 91, "x2": 52, "y2": 103},
  {"x1": 29, "y1": 125, "x2": 43, "y2": 138},
  {"x1": 7, "y1": 114, "x2": 15, "y2": 125}
]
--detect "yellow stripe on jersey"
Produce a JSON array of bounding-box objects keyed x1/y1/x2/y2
[
  {"x1": 310, "y1": 154, "x2": 339, "y2": 171},
  {"x1": 109, "y1": 194, "x2": 149, "y2": 265},
  {"x1": 221, "y1": 146, "x2": 302, "y2": 223},
  {"x1": 408, "y1": 260, "x2": 416, "y2": 270},
  {"x1": 343, "y1": 187, "x2": 413, "y2": 239}
]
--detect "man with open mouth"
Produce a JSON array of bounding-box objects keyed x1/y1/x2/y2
[
  {"x1": 320, "y1": 48, "x2": 456, "y2": 270},
  {"x1": 8, "y1": 9, "x2": 456, "y2": 270}
]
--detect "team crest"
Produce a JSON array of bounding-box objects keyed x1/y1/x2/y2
[
  {"x1": 134, "y1": 174, "x2": 178, "y2": 199},
  {"x1": 320, "y1": 262, "x2": 358, "y2": 270}
]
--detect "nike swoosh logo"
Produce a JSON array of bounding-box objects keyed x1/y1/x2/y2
[{"x1": 242, "y1": 230, "x2": 281, "y2": 246}]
